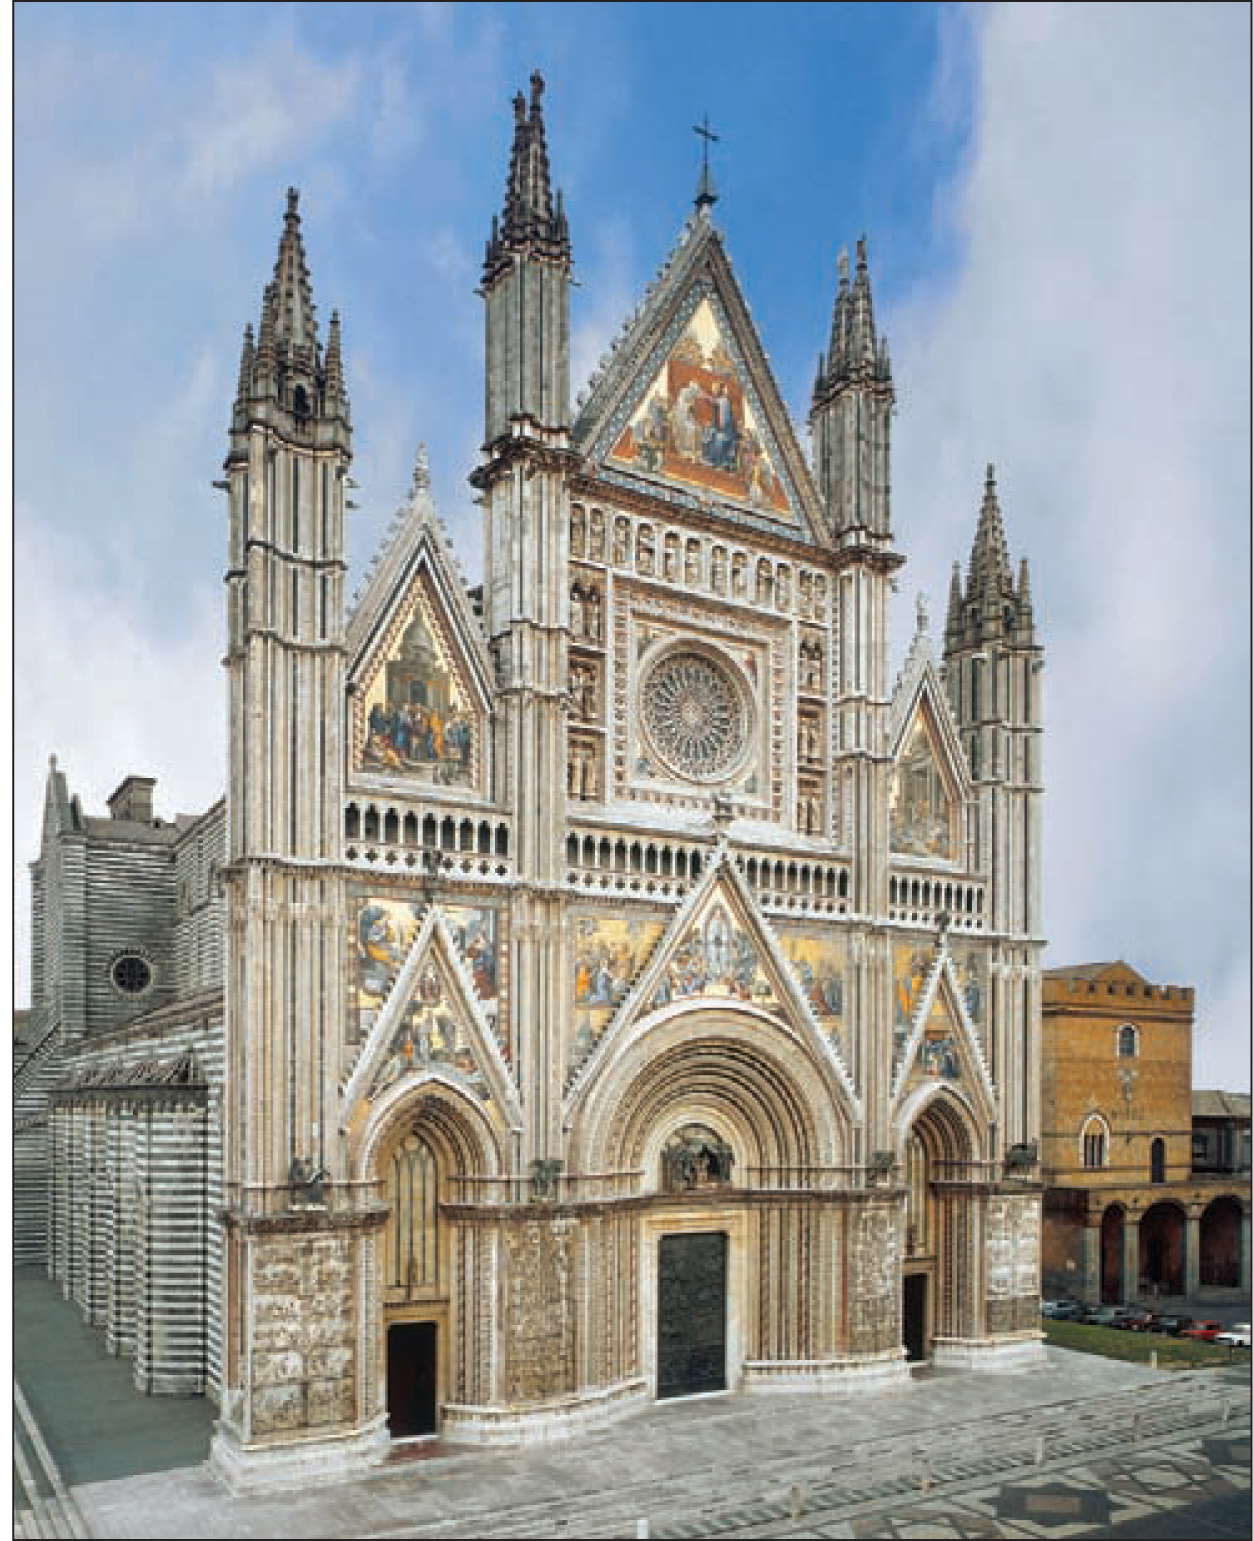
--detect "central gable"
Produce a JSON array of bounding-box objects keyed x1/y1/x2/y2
[
  {"x1": 606, "y1": 293, "x2": 796, "y2": 523},
  {"x1": 575, "y1": 217, "x2": 827, "y2": 543}
]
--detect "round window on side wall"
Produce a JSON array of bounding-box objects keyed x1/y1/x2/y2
[{"x1": 108, "y1": 949, "x2": 155, "y2": 999}]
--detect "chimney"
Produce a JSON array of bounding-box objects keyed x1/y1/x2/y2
[{"x1": 107, "y1": 775, "x2": 156, "y2": 824}]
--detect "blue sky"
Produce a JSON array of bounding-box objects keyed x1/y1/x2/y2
[{"x1": 12, "y1": 3, "x2": 1251, "y2": 1089}]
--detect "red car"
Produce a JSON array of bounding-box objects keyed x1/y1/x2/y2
[{"x1": 1179, "y1": 1319, "x2": 1224, "y2": 1341}]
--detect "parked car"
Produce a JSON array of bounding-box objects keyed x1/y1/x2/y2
[
  {"x1": 1086, "y1": 1306, "x2": 1139, "y2": 1328},
  {"x1": 1152, "y1": 1314, "x2": 1195, "y2": 1335},
  {"x1": 1041, "y1": 1299, "x2": 1085, "y2": 1319},
  {"x1": 1180, "y1": 1319, "x2": 1225, "y2": 1341},
  {"x1": 1125, "y1": 1309, "x2": 1161, "y2": 1332},
  {"x1": 1215, "y1": 1323, "x2": 1251, "y2": 1347}
]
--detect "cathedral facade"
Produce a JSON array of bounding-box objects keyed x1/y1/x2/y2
[{"x1": 19, "y1": 76, "x2": 1046, "y2": 1488}]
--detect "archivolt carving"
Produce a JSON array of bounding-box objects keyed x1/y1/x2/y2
[{"x1": 568, "y1": 1007, "x2": 850, "y2": 1178}]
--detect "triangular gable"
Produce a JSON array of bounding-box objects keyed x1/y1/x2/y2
[
  {"x1": 574, "y1": 216, "x2": 829, "y2": 543},
  {"x1": 891, "y1": 951, "x2": 994, "y2": 1117},
  {"x1": 346, "y1": 463, "x2": 493, "y2": 793},
  {"x1": 888, "y1": 632, "x2": 972, "y2": 865},
  {"x1": 340, "y1": 906, "x2": 522, "y2": 1132},
  {"x1": 564, "y1": 849, "x2": 859, "y2": 1119}
]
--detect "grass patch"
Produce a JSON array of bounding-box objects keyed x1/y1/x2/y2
[{"x1": 1043, "y1": 1319, "x2": 1252, "y2": 1370}]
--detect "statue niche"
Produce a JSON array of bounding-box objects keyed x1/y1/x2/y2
[{"x1": 662, "y1": 1124, "x2": 735, "y2": 1193}]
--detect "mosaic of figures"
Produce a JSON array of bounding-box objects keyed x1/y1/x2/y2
[
  {"x1": 890, "y1": 717, "x2": 954, "y2": 860},
  {"x1": 354, "y1": 895, "x2": 503, "y2": 1054},
  {"x1": 608, "y1": 298, "x2": 793, "y2": 518},
  {"x1": 650, "y1": 902, "x2": 783, "y2": 1016},
  {"x1": 370, "y1": 960, "x2": 493, "y2": 1107},
  {"x1": 571, "y1": 502, "x2": 831, "y2": 625},
  {"x1": 893, "y1": 942, "x2": 934, "y2": 1072},
  {"x1": 359, "y1": 589, "x2": 476, "y2": 786},
  {"x1": 947, "y1": 939, "x2": 987, "y2": 1045},
  {"x1": 902, "y1": 989, "x2": 965, "y2": 1092},
  {"x1": 777, "y1": 926, "x2": 847, "y2": 1058},
  {"x1": 570, "y1": 912, "x2": 667, "y2": 1074}
]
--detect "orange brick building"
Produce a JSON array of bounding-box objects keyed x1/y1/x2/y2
[{"x1": 1041, "y1": 961, "x2": 1249, "y2": 1304}]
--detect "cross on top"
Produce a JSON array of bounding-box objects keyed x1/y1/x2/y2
[{"x1": 694, "y1": 113, "x2": 719, "y2": 210}]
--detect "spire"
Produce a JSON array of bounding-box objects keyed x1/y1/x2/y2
[
  {"x1": 268, "y1": 188, "x2": 320, "y2": 369},
  {"x1": 945, "y1": 560, "x2": 965, "y2": 645},
  {"x1": 1017, "y1": 556, "x2": 1034, "y2": 621},
  {"x1": 235, "y1": 324, "x2": 254, "y2": 404},
  {"x1": 849, "y1": 236, "x2": 877, "y2": 369},
  {"x1": 967, "y1": 463, "x2": 1014, "y2": 603},
  {"x1": 484, "y1": 70, "x2": 571, "y2": 281},
  {"x1": 324, "y1": 310, "x2": 347, "y2": 414}
]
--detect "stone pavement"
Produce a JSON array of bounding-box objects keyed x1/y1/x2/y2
[{"x1": 14, "y1": 1267, "x2": 1251, "y2": 1540}]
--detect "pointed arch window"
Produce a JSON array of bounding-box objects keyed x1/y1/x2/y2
[
  {"x1": 1082, "y1": 1114, "x2": 1109, "y2": 1170},
  {"x1": 385, "y1": 1132, "x2": 440, "y2": 1296}
]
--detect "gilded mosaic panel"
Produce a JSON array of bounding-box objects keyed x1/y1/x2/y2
[
  {"x1": 889, "y1": 716, "x2": 953, "y2": 860},
  {"x1": 608, "y1": 297, "x2": 795, "y2": 521},
  {"x1": 892, "y1": 941, "x2": 933, "y2": 1073},
  {"x1": 369, "y1": 959, "x2": 494, "y2": 1109},
  {"x1": 947, "y1": 939, "x2": 987, "y2": 1045},
  {"x1": 777, "y1": 925, "x2": 847, "y2": 1057},
  {"x1": 903, "y1": 988, "x2": 964, "y2": 1092},
  {"x1": 570, "y1": 912, "x2": 666, "y2": 1075},
  {"x1": 650, "y1": 901, "x2": 784, "y2": 1018},
  {"x1": 357, "y1": 583, "x2": 477, "y2": 787}
]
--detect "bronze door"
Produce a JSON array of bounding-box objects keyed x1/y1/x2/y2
[
  {"x1": 387, "y1": 1321, "x2": 438, "y2": 1436},
  {"x1": 657, "y1": 1231, "x2": 727, "y2": 1399}
]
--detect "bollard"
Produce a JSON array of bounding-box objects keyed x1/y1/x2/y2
[
  {"x1": 1150, "y1": 1349, "x2": 1158, "y2": 1370},
  {"x1": 636, "y1": 1519, "x2": 650, "y2": 1539},
  {"x1": 1034, "y1": 1436, "x2": 1045, "y2": 1466},
  {"x1": 1132, "y1": 1413, "x2": 1140, "y2": 1443},
  {"x1": 789, "y1": 1483, "x2": 804, "y2": 1522},
  {"x1": 1222, "y1": 1399, "x2": 1231, "y2": 1426},
  {"x1": 918, "y1": 1457, "x2": 932, "y2": 1492}
]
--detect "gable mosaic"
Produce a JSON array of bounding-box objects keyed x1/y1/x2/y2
[
  {"x1": 358, "y1": 583, "x2": 477, "y2": 786},
  {"x1": 609, "y1": 296, "x2": 795, "y2": 521},
  {"x1": 890, "y1": 716, "x2": 953, "y2": 860}
]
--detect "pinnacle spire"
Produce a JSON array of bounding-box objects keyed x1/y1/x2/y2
[
  {"x1": 967, "y1": 463, "x2": 1013, "y2": 602},
  {"x1": 269, "y1": 187, "x2": 320, "y2": 364},
  {"x1": 945, "y1": 560, "x2": 964, "y2": 641},
  {"x1": 813, "y1": 238, "x2": 891, "y2": 403},
  {"x1": 484, "y1": 70, "x2": 571, "y2": 281}
]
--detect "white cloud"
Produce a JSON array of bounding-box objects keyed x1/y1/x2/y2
[
  {"x1": 13, "y1": 509, "x2": 226, "y2": 1001},
  {"x1": 892, "y1": 2, "x2": 1250, "y2": 1086}
]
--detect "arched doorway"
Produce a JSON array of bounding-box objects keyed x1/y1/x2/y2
[
  {"x1": 902, "y1": 1089, "x2": 983, "y2": 1356},
  {"x1": 1100, "y1": 1204, "x2": 1125, "y2": 1304},
  {"x1": 1139, "y1": 1201, "x2": 1185, "y2": 1297},
  {"x1": 365, "y1": 1080, "x2": 505, "y2": 1441},
  {"x1": 1200, "y1": 1196, "x2": 1243, "y2": 1288}
]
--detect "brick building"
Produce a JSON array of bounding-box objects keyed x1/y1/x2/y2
[{"x1": 1040, "y1": 960, "x2": 1249, "y2": 1304}]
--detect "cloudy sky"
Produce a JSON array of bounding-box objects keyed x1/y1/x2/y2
[{"x1": 13, "y1": 3, "x2": 1250, "y2": 1089}]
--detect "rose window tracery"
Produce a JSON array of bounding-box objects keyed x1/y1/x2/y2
[{"x1": 641, "y1": 649, "x2": 749, "y2": 781}]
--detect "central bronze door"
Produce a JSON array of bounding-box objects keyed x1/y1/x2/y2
[{"x1": 657, "y1": 1231, "x2": 727, "y2": 1399}]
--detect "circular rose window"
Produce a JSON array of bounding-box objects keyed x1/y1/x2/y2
[
  {"x1": 110, "y1": 952, "x2": 154, "y2": 996},
  {"x1": 641, "y1": 649, "x2": 749, "y2": 781}
]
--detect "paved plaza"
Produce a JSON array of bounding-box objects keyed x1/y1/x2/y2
[{"x1": 13, "y1": 1268, "x2": 1251, "y2": 1540}]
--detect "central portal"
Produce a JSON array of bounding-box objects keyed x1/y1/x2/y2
[{"x1": 657, "y1": 1231, "x2": 728, "y2": 1399}]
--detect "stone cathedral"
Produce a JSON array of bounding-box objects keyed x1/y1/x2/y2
[{"x1": 17, "y1": 76, "x2": 1046, "y2": 1487}]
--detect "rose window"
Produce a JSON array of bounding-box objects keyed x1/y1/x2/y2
[{"x1": 642, "y1": 650, "x2": 749, "y2": 781}]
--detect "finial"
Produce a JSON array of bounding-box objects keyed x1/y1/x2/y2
[
  {"x1": 916, "y1": 592, "x2": 930, "y2": 633},
  {"x1": 513, "y1": 91, "x2": 526, "y2": 122},
  {"x1": 530, "y1": 70, "x2": 545, "y2": 111},
  {"x1": 412, "y1": 443, "x2": 430, "y2": 494},
  {"x1": 837, "y1": 247, "x2": 850, "y2": 285},
  {"x1": 856, "y1": 235, "x2": 868, "y2": 272},
  {"x1": 986, "y1": 462, "x2": 996, "y2": 489},
  {"x1": 49, "y1": 753, "x2": 58, "y2": 773},
  {"x1": 694, "y1": 113, "x2": 719, "y2": 212},
  {"x1": 286, "y1": 187, "x2": 300, "y2": 216}
]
